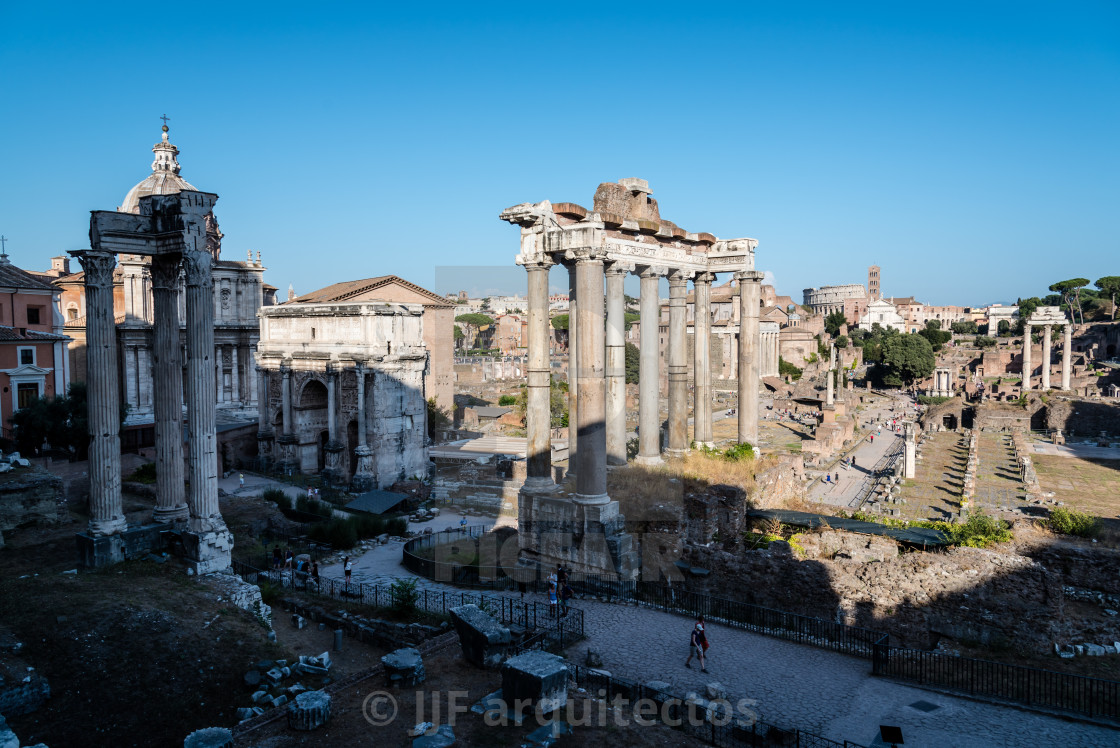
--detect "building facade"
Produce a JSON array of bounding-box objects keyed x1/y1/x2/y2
[{"x1": 803, "y1": 283, "x2": 868, "y2": 316}]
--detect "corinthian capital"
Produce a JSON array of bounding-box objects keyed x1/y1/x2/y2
[
  {"x1": 150, "y1": 255, "x2": 183, "y2": 291},
  {"x1": 182, "y1": 248, "x2": 213, "y2": 288},
  {"x1": 75, "y1": 251, "x2": 117, "y2": 289}
]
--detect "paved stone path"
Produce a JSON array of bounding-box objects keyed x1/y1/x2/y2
[{"x1": 311, "y1": 530, "x2": 1119, "y2": 748}]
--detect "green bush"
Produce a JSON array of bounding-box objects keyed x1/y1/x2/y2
[
  {"x1": 1048, "y1": 507, "x2": 1101, "y2": 538},
  {"x1": 943, "y1": 511, "x2": 1014, "y2": 548},
  {"x1": 386, "y1": 517, "x2": 409, "y2": 536},
  {"x1": 723, "y1": 442, "x2": 755, "y2": 461},
  {"x1": 391, "y1": 577, "x2": 419, "y2": 616},
  {"x1": 129, "y1": 462, "x2": 157, "y2": 484},
  {"x1": 497, "y1": 395, "x2": 517, "y2": 406},
  {"x1": 261, "y1": 488, "x2": 290, "y2": 509},
  {"x1": 778, "y1": 357, "x2": 802, "y2": 381},
  {"x1": 296, "y1": 495, "x2": 334, "y2": 519}
]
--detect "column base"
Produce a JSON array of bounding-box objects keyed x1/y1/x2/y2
[
  {"x1": 521, "y1": 477, "x2": 557, "y2": 495},
  {"x1": 606, "y1": 455, "x2": 627, "y2": 467},
  {"x1": 76, "y1": 524, "x2": 165, "y2": 567},
  {"x1": 152, "y1": 505, "x2": 189, "y2": 524},
  {"x1": 351, "y1": 446, "x2": 376, "y2": 491},
  {"x1": 88, "y1": 516, "x2": 128, "y2": 537},
  {"x1": 633, "y1": 454, "x2": 663, "y2": 467},
  {"x1": 694, "y1": 441, "x2": 715, "y2": 450},
  {"x1": 572, "y1": 492, "x2": 610, "y2": 506},
  {"x1": 664, "y1": 448, "x2": 689, "y2": 459},
  {"x1": 182, "y1": 518, "x2": 233, "y2": 575}
]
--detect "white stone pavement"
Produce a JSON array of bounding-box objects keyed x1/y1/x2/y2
[{"x1": 301, "y1": 515, "x2": 1118, "y2": 748}]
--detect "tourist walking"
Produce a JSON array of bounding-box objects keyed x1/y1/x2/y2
[
  {"x1": 685, "y1": 617, "x2": 708, "y2": 673},
  {"x1": 272, "y1": 546, "x2": 282, "y2": 569},
  {"x1": 560, "y1": 580, "x2": 573, "y2": 617},
  {"x1": 310, "y1": 561, "x2": 320, "y2": 591},
  {"x1": 344, "y1": 556, "x2": 353, "y2": 585},
  {"x1": 239, "y1": 472, "x2": 244, "y2": 489},
  {"x1": 548, "y1": 581, "x2": 558, "y2": 618}
]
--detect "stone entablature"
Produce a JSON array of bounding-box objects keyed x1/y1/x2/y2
[
  {"x1": 256, "y1": 302, "x2": 429, "y2": 489},
  {"x1": 803, "y1": 284, "x2": 867, "y2": 316}
]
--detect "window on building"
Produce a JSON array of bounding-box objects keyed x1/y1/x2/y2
[
  {"x1": 17, "y1": 383, "x2": 39, "y2": 410},
  {"x1": 26, "y1": 307, "x2": 41, "y2": 325},
  {"x1": 67, "y1": 306, "x2": 78, "y2": 320},
  {"x1": 18, "y1": 348, "x2": 34, "y2": 366}
]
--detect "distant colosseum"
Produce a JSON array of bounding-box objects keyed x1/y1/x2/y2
[{"x1": 802, "y1": 284, "x2": 867, "y2": 316}]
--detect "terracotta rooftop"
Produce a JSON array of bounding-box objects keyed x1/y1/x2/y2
[
  {"x1": 289, "y1": 275, "x2": 453, "y2": 307},
  {"x1": 0, "y1": 260, "x2": 59, "y2": 292},
  {"x1": 0, "y1": 325, "x2": 69, "y2": 342}
]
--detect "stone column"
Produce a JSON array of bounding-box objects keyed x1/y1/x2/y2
[
  {"x1": 566, "y1": 263, "x2": 578, "y2": 472},
  {"x1": 324, "y1": 364, "x2": 345, "y2": 483},
  {"x1": 248, "y1": 345, "x2": 258, "y2": 406},
  {"x1": 693, "y1": 272, "x2": 715, "y2": 448},
  {"x1": 256, "y1": 366, "x2": 274, "y2": 463},
  {"x1": 281, "y1": 366, "x2": 293, "y2": 436},
  {"x1": 78, "y1": 251, "x2": 126, "y2": 536},
  {"x1": 827, "y1": 366, "x2": 835, "y2": 406},
  {"x1": 737, "y1": 270, "x2": 765, "y2": 446},
  {"x1": 574, "y1": 253, "x2": 608, "y2": 504},
  {"x1": 666, "y1": 270, "x2": 689, "y2": 456},
  {"x1": 231, "y1": 346, "x2": 240, "y2": 404},
  {"x1": 1041, "y1": 324, "x2": 1052, "y2": 390},
  {"x1": 150, "y1": 255, "x2": 188, "y2": 522},
  {"x1": 1022, "y1": 325, "x2": 1032, "y2": 391},
  {"x1": 1061, "y1": 323, "x2": 1072, "y2": 391},
  {"x1": 183, "y1": 249, "x2": 221, "y2": 525},
  {"x1": 352, "y1": 362, "x2": 376, "y2": 490},
  {"x1": 636, "y1": 267, "x2": 663, "y2": 465},
  {"x1": 524, "y1": 261, "x2": 554, "y2": 488},
  {"x1": 605, "y1": 263, "x2": 628, "y2": 465}
]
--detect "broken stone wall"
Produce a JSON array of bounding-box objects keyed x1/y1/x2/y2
[{"x1": 0, "y1": 469, "x2": 63, "y2": 542}]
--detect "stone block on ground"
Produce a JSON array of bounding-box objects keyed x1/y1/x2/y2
[
  {"x1": 382, "y1": 647, "x2": 427, "y2": 687},
  {"x1": 500, "y1": 651, "x2": 568, "y2": 717},
  {"x1": 183, "y1": 726, "x2": 233, "y2": 748},
  {"x1": 412, "y1": 723, "x2": 454, "y2": 748},
  {"x1": 243, "y1": 669, "x2": 261, "y2": 688},
  {"x1": 522, "y1": 720, "x2": 572, "y2": 748},
  {"x1": 450, "y1": 604, "x2": 511, "y2": 668},
  {"x1": 288, "y1": 690, "x2": 332, "y2": 731}
]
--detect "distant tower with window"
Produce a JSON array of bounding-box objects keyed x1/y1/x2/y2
[{"x1": 868, "y1": 265, "x2": 881, "y2": 300}]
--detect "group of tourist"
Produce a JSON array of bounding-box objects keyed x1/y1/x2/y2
[{"x1": 270, "y1": 545, "x2": 321, "y2": 590}]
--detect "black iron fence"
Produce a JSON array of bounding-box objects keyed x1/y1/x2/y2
[
  {"x1": 570, "y1": 666, "x2": 868, "y2": 748},
  {"x1": 873, "y1": 644, "x2": 1120, "y2": 722},
  {"x1": 231, "y1": 558, "x2": 584, "y2": 648}
]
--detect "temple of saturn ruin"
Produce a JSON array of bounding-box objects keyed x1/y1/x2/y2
[
  {"x1": 1019, "y1": 306, "x2": 1074, "y2": 392},
  {"x1": 74, "y1": 189, "x2": 231, "y2": 572},
  {"x1": 500, "y1": 178, "x2": 765, "y2": 578}
]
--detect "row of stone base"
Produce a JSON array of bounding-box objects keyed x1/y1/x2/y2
[{"x1": 75, "y1": 522, "x2": 232, "y2": 572}]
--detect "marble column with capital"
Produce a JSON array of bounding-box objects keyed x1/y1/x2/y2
[
  {"x1": 636, "y1": 267, "x2": 663, "y2": 465},
  {"x1": 256, "y1": 365, "x2": 274, "y2": 463},
  {"x1": 324, "y1": 365, "x2": 345, "y2": 483},
  {"x1": 524, "y1": 261, "x2": 555, "y2": 489},
  {"x1": 1022, "y1": 325, "x2": 1033, "y2": 391},
  {"x1": 77, "y1": 251, "x2": 127, "y2": 536},
  {"x1": 574, "y1": 254, "x2": 608, "y2": 504},
  {"x1": 737, "y1": 270, "x2": 764, "y2": 446},
  {"x1": 150, "y1": 255, "x2": 188, "y2": 522},
  {"x1": 605, "y1": 263, "x2": 628, "y2": 465},
  {"x1": 693, "y1": 272, "x2": 715, "y2": 448},
  {"x1": 1041, "y1": 324, "x2": 1052, "y2": 390},
  {"x1": 666, "y1": 271, "x2": 690, "y2": 456},
  {"x1": 1061, "y1": 323, "x2": 1072, "y2": 391},
  {"x1": 183, "y1": 249, "x2": 221, "y2": 525}
]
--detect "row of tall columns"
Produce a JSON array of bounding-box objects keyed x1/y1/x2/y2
[
  {"x1": 80, "y1": 248, "x2": 221, "y2": 536},
  {"x1": 522, "y1": 261, "x2": 765, "y2": 496},
  {"x1": 1021, "y1": 323, "x2": 1074, "y2": 391}
]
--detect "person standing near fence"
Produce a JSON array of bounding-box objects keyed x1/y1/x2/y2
[
  {"x1": 311, "y1": 561, "x2": 320, "y2": 591},
  {"x1": 548, "y1": 581, "x2": 558, "y2": 618},
  {"x1": 344, "y1": 556, "x2": 352, "y2": 586},
  {"x1": 560, "y1": 580, "x2": 573, "y2": 617},
  {"x1": 685, "y1": 618, "x2": 708, "y2": 673}
]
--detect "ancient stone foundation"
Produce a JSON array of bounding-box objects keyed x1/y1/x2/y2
[{"x1": 517, "y1": 489, "x2": 640, "y2": 579}]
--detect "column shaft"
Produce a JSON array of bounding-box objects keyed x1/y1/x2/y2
[
  {"x1": 184, "y1": 249, "x2": 220, "y2": 523},
  {"x1": 151, "y1": 256, "x2": 188, "y2": 522},
  {"x1": 1061, "y1": 323, "x2": 1072, "y2": 390},
  {"x1": 737, "y1": 271, "x2": 764, "y2": 446},
  {"x1": 281, "y1": 367, "x2": 293, "y2": 436},
  {"x1": 574, "y1": 256, "x2": 607, "y2": 503},
  {"x1": 1041, "y1": 324, "x2": 1052, "y2": 390},
  {"x1": 667, "y1": 271, "x2": 689, "y2": 455},
  {"x1": 257, "y1": 367, "x2": 270, "y2": 433},
  {"x1": 327, "y1": 369, "x2": 338, "y2": 444},
  {"x1": 566, "y1": 264, "x2": 578, "y2": 471},
  {"x1": 1022, "y1": 326, "x2": 1033, "y2": 391},
  {"x1": 693, "y1": 273, "x2": 714, "y2": 447},
  {"x1": 605, "y1": 265, "x2": 628, "y2": 465},
  {"x1": 525, "y1": 262, "x2": 554, "y2": 485},
  {"x1": 79, "y1": 251, "x2": 126, "y2": 536},
  {"x1": 231, "y1": 345, "x2": 240, "y2": 403},
  {"x1": 355, "y1": 365, "x2": 367, "y2": 446},
  {"x1": 637, "y1": 269, "x2": 662, "y2": 464}
]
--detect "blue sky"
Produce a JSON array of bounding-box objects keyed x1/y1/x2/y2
[{"x1": 1, "y1": 1, "x2": 1116, "y2": 306}]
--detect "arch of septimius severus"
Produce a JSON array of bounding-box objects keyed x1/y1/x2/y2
[
  {"x1": 74, "y1": 189, "x2": 231, "y2": 572},
  {"x1": 501, "y1": 178, "x2": 765, "y2": 579}
]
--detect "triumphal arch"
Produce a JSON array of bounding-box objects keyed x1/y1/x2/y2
[{"x1": 500, "y1": 178, "x2": 765, "y2": 579}]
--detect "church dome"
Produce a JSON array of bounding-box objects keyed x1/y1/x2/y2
[{"x1": 118, "y1": 125, "x2": 198, "y2": 214}]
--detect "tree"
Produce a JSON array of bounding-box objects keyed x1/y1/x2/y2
[
  {"x1": 824, "y1": 311, "x2": 847, "y2": 337},
  {"x1": 624, "y1": 343, "x2": 639, "y2": 384},
  {"x1": 997, "y1": 320, "x2": 1010, "y2": 336},
  {"x1": 835, "y1": 335, "x2": 849, "y2": 349},
  {"x1": 550, "y1": 314, "x2": 569, "y2": 330},
  {"x1": 452, "y1": 325, "x2": 465, "y2": 349},
  {"x1": 951, "y1": 320, "x2": 977, "y2": 334},
  {"x1": 1049, "y1": 278, "x2": 1090, "y2": 324},
  {"x1": 975, "y1": 336, "x2": 997, "y2": 348},
  {"x1": 624, "y1": 312, "x2": 641, "y2": 331},
  {"x1": 919, "y1": 320, "x2": 951, "y2": 351},
  {"x1": 1095, "y1": 276, "x2": 1120, "y2": 320},
  {"x1": 514, "y1": 377, "x2": 568, "y2": 428},
  {"x1": 426, "y1": 397, "x2": 451, "y2": 440},
  {"x1": 778, "y1": 357, "x2": 802, "y2": 380},
  {"x1": 455, "y1": 313, "x2": 494, "y2": 348},
  {"x1": 879, "y1": 333, "x2": 935, "y2": 385}
]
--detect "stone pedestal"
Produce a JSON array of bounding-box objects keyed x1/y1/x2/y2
[
  {"x1": 381, "y1": 647, "x2": 426, "y2": 687},
  {"x1": 183, "y1": 727, "x2": 233, "y2": 748},
  {"x1": 351, "y1": 446, "x2": 376, "y2": 492},
  {"x1": 182, "y1": 522, "x2": 233, "y2": 575},
  {"x1": 323, "y1": 443, "x2": 346, "y2": 485},
  {"x1": 516, "y1": 491, "x2": 639, "y2": 580},
  {"x1": 501, "y1": 652, "x2": 568, "y2": 717},
  {"x1": 287, "y1": 691, "x2": 332, "y2": 731},
  {"x1": 450, "y1": 604, "x2": 511, "y2": 668}
]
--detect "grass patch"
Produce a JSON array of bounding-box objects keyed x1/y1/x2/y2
[{"x1": 847, "y1": 509, "x2": 1013, "y2": 548}]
